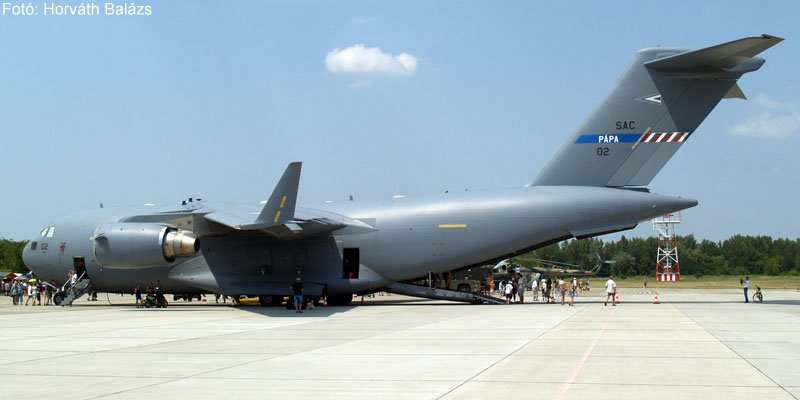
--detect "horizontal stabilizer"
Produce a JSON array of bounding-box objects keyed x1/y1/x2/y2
[{"x1": 645, "y1": 34, "x2": 783, "y2": 71}]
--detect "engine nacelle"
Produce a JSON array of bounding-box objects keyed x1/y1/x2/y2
[{"x1": 94, "y1": 222, "x2": 199, "y2": 269}]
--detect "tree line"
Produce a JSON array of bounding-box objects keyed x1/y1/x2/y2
[
  {"x1": 2, "y1": 235, "x2": 799, "y2": 277},
  {"x1": 0, "y1": 239, "x2": 28, "y2": 273},
  {"x1": 516, "y1": 235, "x2": 800, "y2": 278}
]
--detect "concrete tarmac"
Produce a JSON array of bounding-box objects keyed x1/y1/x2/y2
[{"x1": 1, "y1": 288, "x2": 799, "y2": 399}]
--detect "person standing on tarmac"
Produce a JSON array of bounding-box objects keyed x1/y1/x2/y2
[
  {"x1": 544, "y1": 278, "x2": 551, "y2": 303},
  {"x1": 743, "y1": 277, "x2": 750, "y2": 303},
  {"x1": 504, "y1": 280, "x2": 513, "y2": 304},
  {"x1": 604, "y1": 275, "x2": 617, "y2": 306},
  {"x1": 291, "y1": 278, "x2": 304, "y2": 313},
  {"x1": 134, "y1": 283, "x2": 142, "y2": 308},
  {"x1": 568, "y1": 279, "x2": 577, "y2": 306},
  {"x1": 44, "y1": 283, "x2": 52, "y2": 306}
]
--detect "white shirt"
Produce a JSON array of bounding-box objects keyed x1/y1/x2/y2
[
  {"x1": 605, "y1": 279, "x2": 616, "y2": 294},
  {"x1": 505, "y1": 284, "x2": 513, "y2": 295},
  {"x1": 532, "y1": 280, "x2": 538, "y2": 290},
  {"x1": 744, "y1": 279, "x2": 750, "y2": 289}
]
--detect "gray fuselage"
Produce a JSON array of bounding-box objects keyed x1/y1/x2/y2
[{"x1": 22, "y1": 186, "x2": 695, "y2": 297}]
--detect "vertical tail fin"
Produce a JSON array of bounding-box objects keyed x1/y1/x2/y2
[{"x1": 531, "y1": 34, "x2": 783, "y2": 188}]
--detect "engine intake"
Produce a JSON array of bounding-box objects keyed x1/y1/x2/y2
[{"x1": 94, "y1": 222, "x2": 199, "y2": 269}]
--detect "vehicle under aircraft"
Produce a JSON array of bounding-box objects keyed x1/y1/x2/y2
[{"x1": 22, "y1": 34, "x2": 782, "y2": 306}]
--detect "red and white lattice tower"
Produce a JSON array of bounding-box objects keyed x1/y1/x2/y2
[{"x1": 652, "y1": 212, "x2": 681, "y2": 282}]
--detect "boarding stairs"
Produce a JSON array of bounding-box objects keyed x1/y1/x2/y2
[
  {"x1": 60, "y1": 272, "x2": 92, "y2": 307},
  {"x1": 385, "y1": 282, "x2": 505, "y2": 304}
]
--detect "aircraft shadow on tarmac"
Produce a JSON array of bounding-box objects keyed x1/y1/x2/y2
[{"x1": 235, "y1": 305, "x2": 351, "y2": 317}]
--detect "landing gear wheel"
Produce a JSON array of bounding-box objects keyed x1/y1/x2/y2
[
  {"x1": 53, "y1": 292, "x2": 64, "y2": 306},
  {"x1": 258, "y1": 295, "x2": 283, "y2": 307}
]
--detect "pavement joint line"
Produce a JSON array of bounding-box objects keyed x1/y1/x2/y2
[
  {"x1": 470, "y1": 379, "x2": 780, "y2": 387},
  {"x1": 0, "y1": 352, "x2": 82, "y2": 366},
  {"x1": 433, "y1": 303, "x2": 587, "y2": 400},
  {"x1": 674, "y1": 302, "x2": 799, "y2": 400},
  {"x1": 555, "y1": 304, "x2": 616, "y2": 400},
  {"x1": 2, "y1": 371, "x2": 783, "y2": 388}
]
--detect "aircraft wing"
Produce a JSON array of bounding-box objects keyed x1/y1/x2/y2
[
  {"x1": 210, "y1": 214, "x2": 347, "y2": 240},
  {"x1": 202, "y1": 211, "x2": 252, "y2": 230},
  {"x1": 201, "y1": 162, "x2": 373, "y2": 240}
]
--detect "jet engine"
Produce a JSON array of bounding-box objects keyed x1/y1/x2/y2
[{"x1": 94, "y1": 222, "x2": 199, "y2": 269}]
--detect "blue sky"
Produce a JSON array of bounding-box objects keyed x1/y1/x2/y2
[{"x1": 1, "y1": 1, "x2": 798, "y2": 241}]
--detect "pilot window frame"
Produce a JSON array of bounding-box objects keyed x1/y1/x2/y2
[{"x1": 342, "y1": 248, "x2": 360, "y2": 279}]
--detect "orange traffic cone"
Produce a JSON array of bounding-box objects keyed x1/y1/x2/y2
[
  {"x1": 614, "y1": 292, "x2": 620, "y2": 305},
  {"x1": 653, "y1": 293, "x2": 660, "y2": 304}
]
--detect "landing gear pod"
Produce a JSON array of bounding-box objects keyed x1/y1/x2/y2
[{"x1": 94, "y1": 222, "x2": 199, "y2": 269}]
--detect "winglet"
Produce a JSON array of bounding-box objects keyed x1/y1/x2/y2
[{"x1": 255, "y1": 162, "x2": 302, "y2": 225}]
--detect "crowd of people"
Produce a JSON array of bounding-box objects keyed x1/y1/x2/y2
[
  {"x1": 487, "y1": 274, "x2": 610, "y2": 307},
  {"x1": 2, "y1": 278, "x2": 54, "y2": 306}
]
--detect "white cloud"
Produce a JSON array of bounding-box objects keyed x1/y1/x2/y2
[
  {"x1": 753, "y1": 93, "x2": 797, "y2": 110},
  {"x1": 325, "y1": 44, "x2": 418, "y2": 77},
  {"x1": 729, "y1": 94, "x2": 800, "y2": 139}
]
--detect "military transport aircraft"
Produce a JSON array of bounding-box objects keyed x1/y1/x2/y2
[{"x1": 22, "y1": 35, "x2": 782, "y2": 306}]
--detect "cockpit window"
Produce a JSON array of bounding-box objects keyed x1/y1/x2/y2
[
  {"x1": 42, "y1": 226, "x2": 55, "y2": 237},
  {"x1": 40, "y1": 227, "x2": 48, "y2": 237}
]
